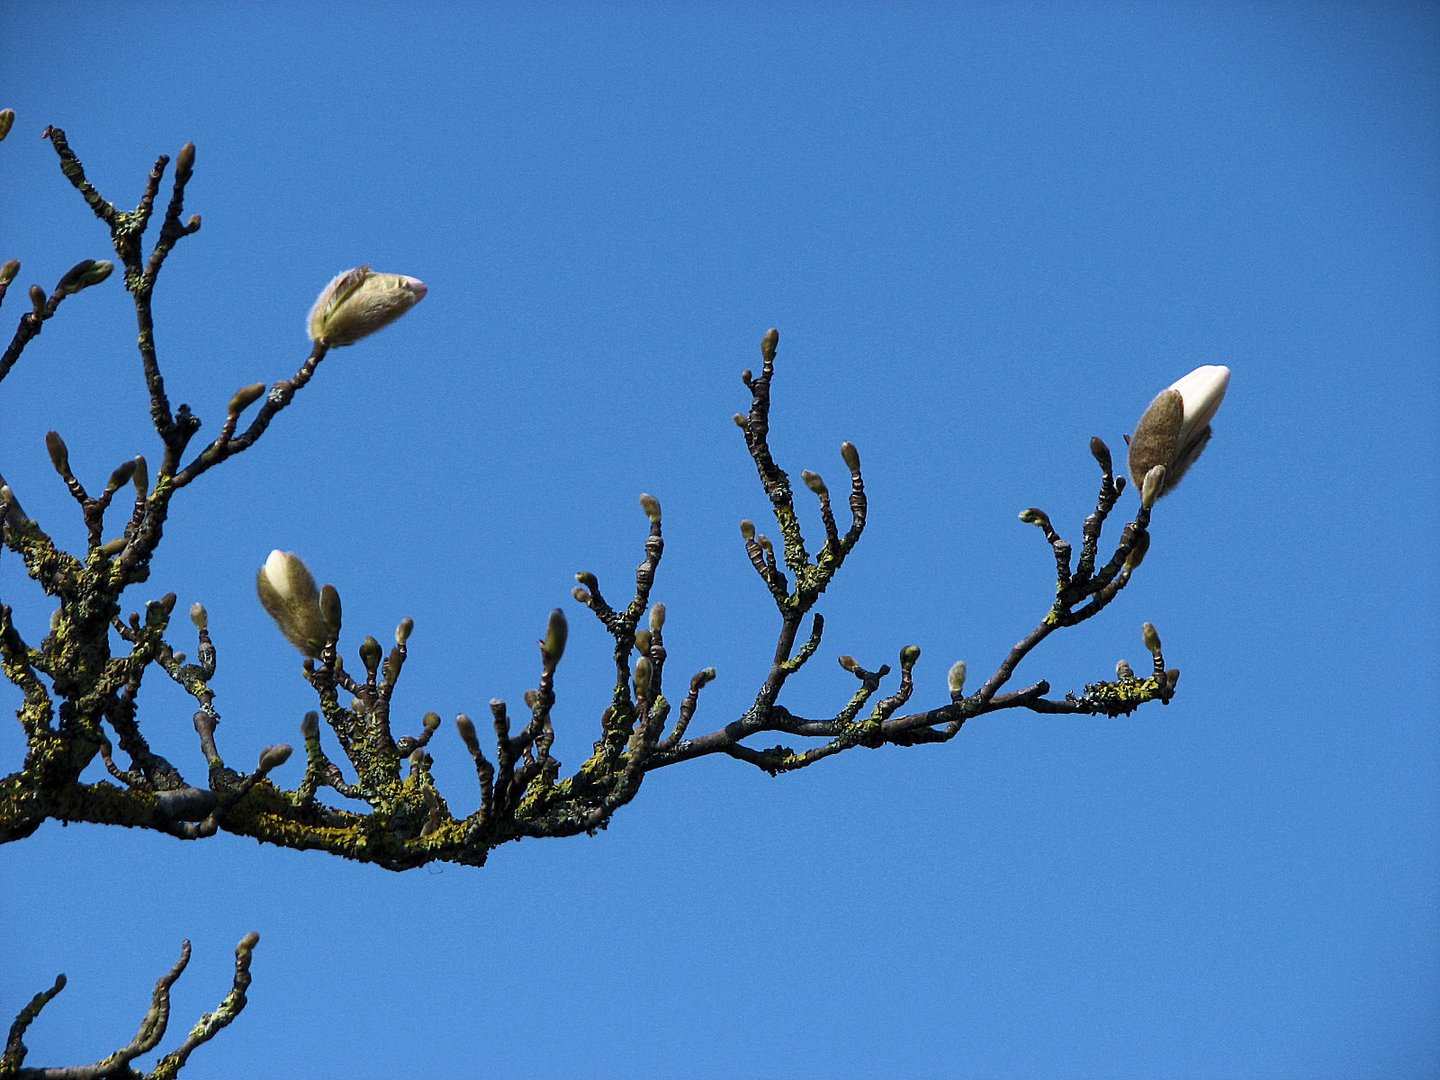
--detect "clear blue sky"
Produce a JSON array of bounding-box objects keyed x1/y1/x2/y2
[{"x1": 3, "y1": 3, "x2": 1437, "y2": 1077}]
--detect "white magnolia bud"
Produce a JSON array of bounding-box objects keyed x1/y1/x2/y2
[
  {"x1": 256, "y1": 550, "x2": 327, "y2": 657},
  {"x1": 307, "y1": 266, "x2": 427, "y2": 347},
  {"x1": 1128, "y1": 365, "x2": 1230, "y2": 496}
]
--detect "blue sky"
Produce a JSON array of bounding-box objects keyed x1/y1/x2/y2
[{"x1": 2, "y1": 3, "x2": 1437, "y2": 1077}]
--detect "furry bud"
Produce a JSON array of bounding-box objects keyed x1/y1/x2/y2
[
  {"x1": 256, "y1": 550, "x2": 327, "y2": 657},
  {"x1": 307, "y1": 266, "x2": 427, "y2": 347}
]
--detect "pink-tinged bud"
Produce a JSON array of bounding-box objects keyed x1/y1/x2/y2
[
  {"x1": 1128, "y1": 365, "x2": 1230, "y2": 496},
  {"x1": 256, "y1": 550, "x2": 327, "y2": 657},
  {"x1": 307, "y1": 266, "x2": 427, "y2": 347}
]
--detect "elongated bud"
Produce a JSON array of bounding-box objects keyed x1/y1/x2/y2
[
  {"x1": 838, "y1": 654, "x2": 860, "y2": 673},
  {"x1": 543, "y1": 607, "x2": 567, "y2": 662},
  {"x1": 107, "y1": 458, "x2": 137, "y2": 490},
  {"x1": 1142, "y1": 622, "x2": 1162, "y2": 655},
  {"x1": 633, "y1": 656, "x2": 653, "y2": 699},
  {"x1": 740, "y1": 519, "x2": 756, "y2": 541},
  {"x1": 228, "y1": 382, "x2": 266, "y2": 416},
  {"x1": 948, "y1": 660, "x2": 967, "y2": 698},
  {"x1": 131, "y1": 456, "x2": 149, "y2": 497},
  {"x1": 395, "y1": 617, "x2": 414, "y2": 645},
  {"x1": 648, "y1": 603, "x2": 666, "y2": 632},
  {"x1": 762, "y1": 327, "x2": 779, "y2": 361},
  {"x1": 634, "y1": 629, "x2": 652, "y2": 655},
  {"x1": 1165, "y1": 669, "x2": 1181, "y2": 694},
  {"x1": 1141, "y1": 465, "x2": 1166, "y2": 509},
  {"x1": 307, "y1": 266, "x2": 427, "y2": 347},
  {"x1": 319, "y1": 584, "x2": 342, "y2": 638},
  {"x1": 801, "y1": 470, "x2": 828, "y2": 497},
  {"x1": 189, "y1": 602, "x2": 208, "y2": 630},
  {"x1": 900, "y1": 644, "x2": 921, "y2": 666},
  {"x1": 1124, "y1": 529, "x2": 1151, "y2": 570},
  {"x1": 456, "y1": 713, "x2": 480, "y2": 753},
  {"x1": 175, "y1": 142, "x2": 196, "y2": 182},
  {"x1": 300, "y1": 712, "x2": 320, "y2": 740},
  {"x1": 733, "y1": 413, "x2": 748, "y2": 429},
  {"x1": 0, "y1": 260, "x2": 18, "y2": 285},
  {"x1": 360, "y1": 635, "x2": 382, "y2": 673},
  {"x1": 257, "y1": 744, "x2": 293, "y2": 772},
  {"x1": 56, "y1": 259, "x2": 113, "y2": 295},
  {"x1": 840, "y1": 441, "x2": 861, "y2": 472},
  {"x1": 99, "y1": 537, "x2": 127, "y2": 556},
  {"x1": 639, "y1": 492, "x2": 661, "y2": 523},
  {"x1": 29, "y1": 284, "x2": 45, "y2": 312},
  {"x1": 1090, "y1": 437, "x2": 1113, "y2": 473},
  {"x1": 45, "y1": 431, "x2": 69, "y2": 476},
  {"x1": 0, "y1": 109, "x2": 13, "y2": 141},
  {"x1": 256, "y1": 550, "x2": 327, "y2": 657}
]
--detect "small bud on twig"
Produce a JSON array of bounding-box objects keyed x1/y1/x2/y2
[
  {"x1": 44, "y1": 431, "x2": 70, "y2": 476},
  {"x1": 319, "y1": 584, "x2": 342, "y2": 638},
  {"x1": 1142, "y1": 622, "x2": 1162, "y2": 655},
  {"x1": 633, "y1": 656, "x2": 653, "y2": 699},
  {"x1": 740, "y1": 519, "x2": 756, "y2": 541},
  {"x1": 55, "y1": 259, "x2": 113, "y2": 295},
  {"x1": 1140, "y1": 465, "x2": 1166, "y2": 509},
  {"x1": 639, "y1": 492, "x2": 661, "y2": 523},
  {"x1": 634, "y1": 629, "x2": 652, "y2": 655},
  {"x1": 395, "y1": 617, "x2": 414, "y2": 646},
  {"x1": 228, "y1": 382, "x2": 266, "y2": 417},
  {"x1": 1090, "y1": 436, "x2": 1113, "y2": 474},
  {"x1": 801, "y1": 470, "x2": 828, "y2": 497},
  {"x1": 648, "y1": 603, "x2": 666, "y2": 632},
  {"x1": 840, "y1": 441, "x2": 861, "y2": 472},
  {"x1": 948, "y1": 660, "x2": 968, "y2": 698},
  {"x1": 422, "y1": 711, "x2": 441, "y2": 732},
  {"x1": 0, "y1": 260, "x2": 18, "y2": 286},
  {"x1": 900, "y1": 644, "x2": 921, "y2": 666},
  {"x1": 257, "y1": 744, "x2": 293, "y2": 773},
  {"x1": 175, "y1": 141, "x2": 196, "y2": 182},
  {"x1": 359, "y1": 635, "x2": 382, "y2": 673},
  {"x1": 0, "y1": 109, "x2": 14, "y2": 142},
  {"x1": 189, "y1": 603, "x2": 208, "y2": 630},
  {"x1": 543, "y1": 607, "x2": 568, "y2": 662}
]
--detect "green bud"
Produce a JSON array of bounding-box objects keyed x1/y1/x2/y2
[
  {"x1": 360, "y1": 635, "x2": 382, "y2": 672},
  {"x1": 639, "y1": 492, "x2": 661, "y2": 523},
  {"x1": 801, "y1": 470, "x2": 828, "y2": 497},
  {"x1": 947, "y1": 660, "x2": 967, "y2": 697},
  {"x1": 648, "y1": 603, "x2": 666, "y2": 632},
  {"x1": 258, "y1": 744, "x2": 293, "y2": 772},
  {"x1": 840, "y1": 441, "x2": 861, "y2": 472},
  {"x1": 319, "y1": 584, "x2": 342, "y2": 637},
  {"x1": 307, "y1": 266, "x2": 427, "y2": 347},
  {"x1": 55, "y1": 259, "x2": 113, "y2": 295},
  {"x1": 1141, "y1": 465, "x2": 1166, "y2": 509},
  {"x1": 1142, "y1": 622, "x2": 1162, "y2": 655},
  {"x1": 107, "y1": 458, "x2": 137, "y2": 490},
  {"x1": 633, "y1": 656, "x2": 653, "y2": 699},
  {"x1": 0, "y1": 109, "x2": 13, "y2": 142},
  {"x1": 543, "y1": 607, "x2": 567, "y2": 662},
  {"x1": 900, "y1": 644, "x2": 921, "y2": 666},
  {"x1": 228, "y1": 382, "x2": 267, "y2": 416},
  {"x1": 189, "y1": 602, "x2": 208, "y2": 630},
  {"x1": 395, "y1": 616, "x2": 414, "y2": 645},
  {"x1": 761, "y1": 327, "x2": 779, "y2": 361},
  {"x1": 44, "y1": 431, "x2": 69, "y2": 476},
  {"x1": 0, "y1": 260, "x2": 18, "y2": 285},
  {"x1": 1018, "y1": 507, "x2": 1050, "y2": 529}
]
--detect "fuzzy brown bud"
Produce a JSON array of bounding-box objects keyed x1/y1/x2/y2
[
  {"x1": 395, "y1": 617, "x2": 414, "y2": 646},
  {"x1": 639, "y1": 492, "x2": 662, "y2": 523},
  {"x1": 258, "y1": 744, "x2": 293, "y2": 773},
  {"x1": 633, "y1": 656, "x2": 653, "y2": 699},
  {"x1": 801, "y1": 470, "x2": 828, "y2": 497},
  {"x1": 228, "y1": 382, "x2": 266, "y2": 416},
  {"x1": 0, "y1": 260, "x2": 18, "y2": 285},
  {"x1": 0, "y1": 109, "x2": 13, "y2": 142},
  {"x1": 175, "y1": 141, "x2": 196, "y2": 182},
  {"x1": 319, "y1": 584, "x2": 342, "y2": 638},
  {"x1": 840, "y1": 441, "x2": 861, "y2": 472},
  {"x1": 256, "y1": 550, "x2": 327, "y2": 657},
  {"x1": 648, "y1": 602, "x2": 666, "y2": 632}
]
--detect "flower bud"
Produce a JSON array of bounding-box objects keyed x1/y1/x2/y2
[
  {"x1": 228, "y1": 382, "x2": 266, "y2": 416},
  {"x1": 634, "y1": 629, "x2": 652, "y2": 655},
  {"x1": 639, "y1": 492, "x2": 661, "y2": 523},
  {"x1": 256, "y1": 550, "x2": 327, "y2": 657},
  {"x1": 0, "y1": 109, "x2": 13, "y2": 142},
  {"x1": 307, "y1": 266, "x2": 427, "y2": 347},
  {"x1": 838, "y1": 654, "x2": 859, "y2": 673},
  {"x1": 395, "y1": 616, "x2": 414, "y2": 645},
  {"x1": 1116, "y1": 659, "x2": 1135, "y2": 680},
  {"x1": 175, "y1": 142, "x2": 196, "y2": 183},
  {"x1": 1089, "y1": 436, "x2": 1113, "y2": 474},
  {"x1": 1142, "y1": 622, "x2": 1162, "y2": 655},
  {"x1": 1128, "y1": 365, "x2": 1230, "y2": 496},
  {"x1": 1124, "y1": 529, "x2": 1151, "y2": 570},
  {"x1": 189, "y1": 602, "x2": 208, "y2": 630},
  {"x1": 55, "y1": 259, "x2": 113, "y2": 295},
  {"x1": 319, "y1": 584, "x2": 342, "y2": 638},
  {"x1": 359, "y1": 635, "x2": 382, "y2": 673},
  {"x1": 300, "y1": 712, "x2": 320, "y2": 740},
  {"x1": 801, "y1": 470, "x2": 828, "y2": 497},
  {"x1": 1140, "y1": 465, "x2": 1166, "y2": 509},
  {"x1": 29, "y1": 285, "x2": 46, "y2": 313},
  {"x1": 543, "y1": 607, "x2": 567, "y2": 662},
  {"x1": 947, "y1": 660, "x2": 968, "y2": 698},
  {"x1": 840, "y1": 441, "x2": 861, "y2": 472},
  {"x1": 900, "y1": 644, "x2": 920, "y2": 666},
  {"x1": 107, "y1": 458, "x2": 137, "y2": 491},
  {"x1": 648, "y1": 602, "x2": 666, "y2": 632},
  {"x1": 633, "y1": 656, "x2": 653, "y2": 699},
  {"x1": 456, "y1": 713, "x2": 480, "y2": 753},
  {"x1": 44, "y1": 431, "x2": 69, "y2": 476},
  {"x1": 1018, "y1": 507, "x2": 1051, "y2": 529},
  {"x1": 422, "y1": 711, "x2": 441, "y2": 732},
  {"x1": 0, "y1": 260, "x2": 18, "y2": 286},
  {"x1": 732, "y1": 413, "x2": 748, "y2": 429},
  {"x1": 572, "y1": 585, "x2": 591, "y2": 604},
  {"x1": 257, "y1": 744, "x2": 293, "y2": 773},
  {"x1": 740, "y1": 519, "x2": 756, "y2": 541},
  {"x1": 131, "y1": 456, "x2": 149, "y2": 497},
  {"x1": 761, "y1": 327, "x2": 779, "y2": 360}
]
